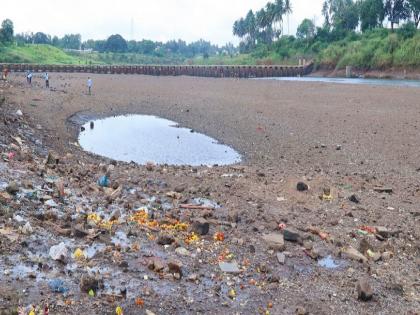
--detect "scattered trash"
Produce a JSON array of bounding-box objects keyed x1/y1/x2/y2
[
  {"x1": 115, "y1": 306, "x2": 123, "y2": 315},
  {"x1": 49, "y1": 242, "x2": 68, "y2": 261},
  {"x1": 318, "y1": 255, "x2": 340, "y2": 269},
  {"x1": 48, "y1": 279, "x2": 69, "y2": 293},
  {"x1": 321, "y1": 187, "x2": 333, "y2": 201},
  {"x1": 98, "y1": 175, "x2": 110, "y2": 187}
]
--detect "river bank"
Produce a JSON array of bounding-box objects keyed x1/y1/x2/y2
[{"x1": 0, "y1": 74, "x2": 419, "y2": 314}]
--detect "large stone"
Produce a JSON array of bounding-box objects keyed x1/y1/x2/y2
[
  {"x1": 156, "y1": 234, "x2": 175, "y2": 245},
  {"x1": 80, "y1": 275, "x2": 101, "y2": 293},
  {"x1": 296, "y1": 182, "x2": 309, "y2": 192},
  {"x1": 283, "y1": 228, "x2": 301, "y2": 243},
  {"x1": 174, "y1": 183, "x2": 188, "y2": 193},
  {"x1": 168, "y1": 260, "x2": 183, "y2": 276},
  {"x1": 191, "y1": 218, "x2": 210, "y2": 236},
  {"x1": 342, "y1": 246, "x2": 368, "y2": 263},
  {"x1": 375, "y1": 226, "x2": 392, "y2": 238},
  {"x1": 357, "y1": 279, "x2": 373, "y2": 301},
  {"x1": 148, "y1": 257, "x2": 165, "y2": 272},
  {"x1": 262, "y1": 233, "x2": 285, "y2": 251},
  {"x1": 6, "y1": 182, "x2": 19, "y2": 195},
  {"x1": 276, "y1": 252, "x2": 286, "y2": 265},
  {"x1": 219, "y1": 261, "x2": 240, "y2": 274}
]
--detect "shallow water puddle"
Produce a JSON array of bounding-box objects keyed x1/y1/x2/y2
[{"x1": 78, "y1": 115, "x2": 241, "y2": 166}]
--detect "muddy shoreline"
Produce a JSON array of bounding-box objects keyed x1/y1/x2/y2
[{"x1": 0, "y1": 73, "x2": 419, "y2": 314}]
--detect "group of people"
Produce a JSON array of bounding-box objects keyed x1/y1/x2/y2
[
  {"x1": 25, "y1": 70, "x2": 47, "y2": 87},
  {"x1": 24, "y1": 70, "x2": 93, "y2": 94}
]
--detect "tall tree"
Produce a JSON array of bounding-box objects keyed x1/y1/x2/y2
[
  {"x1": 359, "y1": 0, "x2": 385, "y2": 31},
  {"x1": 105, "y1": 34, "x2": 128, "y2": 52},
  {"x1": 322, "y1": 0, "x2": 360, "y2": 31},
  {"x1": 245, "y1": 10, "x2": 257, "y2": 44},
  {"x1": 0, "y1": 19, "x2": 14, "y2": 43},
  {"x1": 384, "y1": 0, "x2": 410, "y2": 30},
  {"x1": 296, "y1": 18, "x2": 316, "y2": 39},
  {"x1": 407, "y1": 0, "x2": 420, "y2": 27},
  {"x1": 233, "y1": 18, "x2": 247, "y2": 38},
  {"x1": 33, "y1": 32, "x2": 51, "y2": 44}
]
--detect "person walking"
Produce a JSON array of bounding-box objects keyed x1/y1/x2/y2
[
  {"x1": 27, "y1": 71, "x2": 33, "y2": 85},
  {"x1": 44, "y1": 72, "x2": 49, "y2": 88},
  {"x1": 87, "y1": 77, "x2": 92, "y2": 95}
]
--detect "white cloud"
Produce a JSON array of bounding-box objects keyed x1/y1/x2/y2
[{"x1": 0, "y1": 0, "x2": 324, "y2": 45}]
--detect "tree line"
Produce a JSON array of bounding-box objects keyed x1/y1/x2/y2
[
  {"x1": 0, "y1": 19, "x2": 236, "y2": 58},
  {"x1": 233, "y1": 0, "x2": 420, "y2": 52}
]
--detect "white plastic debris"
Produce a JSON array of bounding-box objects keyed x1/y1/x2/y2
[{"x1": 49, "y1": 242, "x2": 68, "y2": 261}]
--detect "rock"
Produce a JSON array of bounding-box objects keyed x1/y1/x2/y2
[
  {"x1": 357, "y1": 279, "x2": 373, "y2": 301},
  {"x1": 336, "y1": 144, "x2": 342, "y2": 150},
  {"x1": 0, "y1": 191, "x2": 12, "y2": 204},
  {"x1": 262, "y1": 233, "x2": 285, "y2": 251},
  {"x1": 174, "y1": 183, "x2": 187, "y2": 193},
  {"x1": 46, "y1": 152, "x2": 59, "y2": 165},
  {"x1": 375, "y1": 226, "x2": 392, "y2": 238},
  {"x1": 148, "y1": 257, "x2": 165, "y2": 272},
  {"x1": 342, "y1": 246, "x2": 368, "y2": 263},
  {"x1": 349, "y1": 194, "x2": 360, "y2": 203},
  {"x1": 187, "y1": 273, "x2": 198, "y2": 282},
  {"x1": 373, "y1": 187, "x2": 392, "y2": 194},
  {"x1": 146, "y1": 162, "x2": 155, "y2": 171},
  {"x1": 276, "y1": 252, "x2": 286, "y2": 265},
  {"x1": 175, "y1": 247, "x2": 190, "y2": 256},
  {"x1": 283, "y1": 228, "x2": 301, "y2": 243},
  {"x1": 381, "y1": 251, "x2": 393, "y2": 261},
  {"x1": 21, "y1": 222, "x2": 33, "y2": 235},
  {"x1": 80, "y1": 275, "x2": 100, "y2": 292},
  {"x1": 359, "y1": 238, "x2": 372, "y2": 255},
  {"x1": 16, "y1": 109, "x2": 23, "y2": 116},
  {"x1": 295, "y1": 306, "x2": 308, "y2": 315},
  {"x1": 168, "y1": 260, "x2": 183, "y2": 276},
  {"x1": 156, "y1": 234, "x2": 175, "y2": 245},
  {"x1": 219, "y1": 261, "x2": 241, "y2": 274},
  {"x1": 6, "y1": 182, "x2": 19, "y2": 195},
  {"x1": 191, "y1": 218, "x2": 210, "y2": 236},
  {"x1": 145, "y1": 310, "x2": 156, "y2": 315},
  {"x1": 109, "y1": 209, "x2": 121, "y2": 221},
  {"x1": 49, "y1": 242, "x2": 68, "y2": 261},
  {"x1": 296, "y1": 182, "x2": 309, "y2": 192},
  {"x1": 73, "y1": 224, "x2": 88, "y2": 238}
]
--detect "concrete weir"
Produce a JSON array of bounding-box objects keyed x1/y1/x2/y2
[{"x1": 0, "y1": 62, "x2": 313, "y2": 78}]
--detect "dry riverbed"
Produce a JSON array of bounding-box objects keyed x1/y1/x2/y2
[{"x1": 0, "y1": 73, "x2": 419, "y2": 315}]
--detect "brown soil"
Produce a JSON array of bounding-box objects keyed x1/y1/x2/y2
[{"x1": 0, "y1": 73, "x2": 419, "y2": 315}]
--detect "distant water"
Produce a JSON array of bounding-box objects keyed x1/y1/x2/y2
[
  {"x1": 258, "y1": 76, "x2": 420, "y2": 88},
  {"x1": 78, "y1": 115, "x2": 241, "y2": 166}
]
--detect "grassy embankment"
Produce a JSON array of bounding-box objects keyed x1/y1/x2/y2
[{"x1": 1, "y1": 29, "x2": 419, "y2": 71}]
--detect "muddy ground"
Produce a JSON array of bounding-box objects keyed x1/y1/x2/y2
[{"x1": 0, "y1": 73, "x2": 419, "y2": 315}]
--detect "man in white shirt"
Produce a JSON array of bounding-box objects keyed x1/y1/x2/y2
[
  {"x1": 27, "y1": 71, "x2": 33, "y2": 85},
  {"x1": 87, "y1": 77, "x2": 92, "y2": 95},
  {"x1": 44, "y1": 72, "x2": 49, "y2": 88}
]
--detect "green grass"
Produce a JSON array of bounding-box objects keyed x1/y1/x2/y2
[
  {"x1": 1, "y1": 30, "x2": 420, "y2": 71},
  {"x1": 0, "y1": 44, "x2": 86, "y2": 64}
]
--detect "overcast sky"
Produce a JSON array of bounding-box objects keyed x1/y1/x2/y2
[{"x1": 1, "y1": 0, "x2": 324, "y2": 45}]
